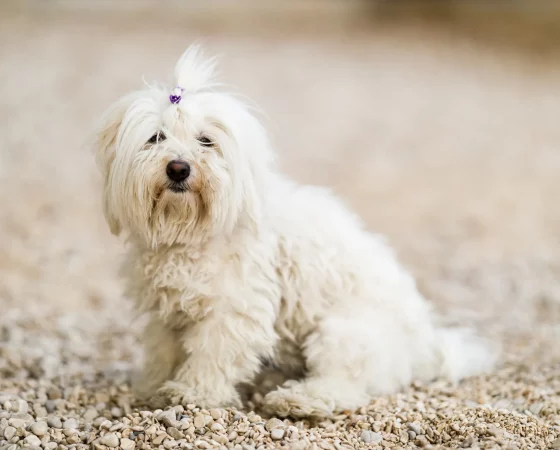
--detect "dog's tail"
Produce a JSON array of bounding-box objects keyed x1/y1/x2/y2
[{"x1": 435, "y1": 327, "x2": 498, "y2": 382}]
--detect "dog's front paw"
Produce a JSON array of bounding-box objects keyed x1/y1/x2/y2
[
  {"x1": 262, "y1": 383, "x2": 334, "y2": 419},
  {"x1": 150, "y1": 381, "x2": 241, "y2": 410}
]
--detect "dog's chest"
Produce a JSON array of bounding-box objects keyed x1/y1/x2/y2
[{"x1": 130, "y1": 247, "x2": 230, "y2": 321}]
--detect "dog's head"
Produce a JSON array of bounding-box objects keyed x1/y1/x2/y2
[{"x1": 92, "y1": 46, "x2": 273, "y2": 247}]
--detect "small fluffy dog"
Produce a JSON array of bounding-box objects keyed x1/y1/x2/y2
[{"x1": 92, "y1": 46, "x2": 495, "y2": 418}]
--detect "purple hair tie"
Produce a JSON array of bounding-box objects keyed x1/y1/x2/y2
[{"x1": 169, "y1": 86, "x2": 184, "y2": 104}]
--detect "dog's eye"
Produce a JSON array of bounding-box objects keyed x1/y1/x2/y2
[
  {"x1": 197, "y1": 135, "x2": 214, "y2": 148},
  {"x1": 147, "y1": 132, "x2": 166, "y2": 144}
]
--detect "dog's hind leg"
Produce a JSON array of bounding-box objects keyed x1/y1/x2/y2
[
  {"x1": 262, "y1": 307, "x2": 426, "y2": 419},
  {"x1": 261, "y1": 313, "x2": 374, "y2": 418}
]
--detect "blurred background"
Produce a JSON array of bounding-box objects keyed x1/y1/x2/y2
[{"x1": 1, "y1": 0, "x2": 560, "y2": 411}]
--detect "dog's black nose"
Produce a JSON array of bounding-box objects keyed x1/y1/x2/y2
[{"x1": 166, "y1": 160, "x2": 190, "y2": 183}]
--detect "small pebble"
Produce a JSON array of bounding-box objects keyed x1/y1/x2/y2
[
  {"x1": 99, "y1": 419, "x2": 113, "y2": 430},
  {"x1": 168, "y1": 427, "x2": 183, "y2": 439},
  {"x1": 152, "y1": 433, "x2": 167, "y2": 445},
  {"x1": 47, "y1": 387, "x2": 62, "y2": 400},
  {"x1": 360, "y1": 430, "x2": 382, "y2": 443},
  {"x1": 83, "y1": 408, "x2": 99, "y2": 422},
  {"x1": 194, "y1": 414, "x2": 206, "y2": 428},
  {"x1": 47, "y1": 416, "x2": 63, "y2": 428},
  {"x1": 120, "y1": 438, "x2": 135, "y2": 450},
  {"x1": 8, "y1": 418, "x2": 26, "y2": 428},
  {"x1": 210, "y1": 409, "x2": 222, "y2": 420},
  {"x1": 101, "y1": 432, "x2": 119, "y2": 448},
  {"x1": 23, "y1": 434, "x2": 42, "y2": 447},
  {"x1": 63, "y1": 418, "x2": 78, "y2": 430},
  {"x1": 45, "y1": 400, "x2": 56, "y2": 413},
  {"x1": 163, "y1": 439, "x2": 177, "y2": 449},
  {"x1": 3, "y1": 426, "x2": 16, "y2": 440},
  {"x1": 265, "y1": 418, "x2": 284, "y2": 431},
  {"x1": 211, "y1": 422, "x2": 224, "y2": 432},
  {"x1": 270, "y1": 428, "x2": 285, "y2": 440},
  {"x1": 11, "y1": 399, "x2": 29, "y2": 414},
  {"x1": 228, "y1": 431, "x2": 238, "y2": 441},
  {"x1": 30, "y1": 420, "x2": 48, "y2": 436},
  {"x1": 408, "y1": 423, "x2": 423, "y2": 435}
]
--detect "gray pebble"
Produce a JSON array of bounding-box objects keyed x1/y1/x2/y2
[
  {"x1": 360, "y1": 430, "x2": 382, "y2": 443},
  {"x1": 408, "y1": 422, "x2": 423, "y2": 435},
  {"x1": 10, "y1": 399, "x2": 29, "y2": 414},
  {"x1": 0, "y1": 393, "x2": 20, "y2": 404},
  {"x1": 2, "y1": 426, "x2": 16, "y2": 440},
  {"x1": 158, "y1": 410, "x2": 180, "y2": 428},
  {"x1": 210, "y1": 423, "x2": 224, "y2": 432},
  {"x1": 63, "y1": 418, "x2": 79, "y2": 430},
  {"x1": 45, "y1": 400, "x2": 56, "y2": 413},
  {"x1": 30, "y1": 420, "x2": 48, "y2": 436},
  {"x1": 270, "y1": 428, "x2": 285, "y2": 440},
  {"x1": 47, "y1": 416, "x2": 63, "y2": 428},
  {"x1": 168, "y1": 427, "x2": 183, "y2": 439}
]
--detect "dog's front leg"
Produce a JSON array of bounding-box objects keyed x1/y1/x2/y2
[
  {"x1": 152, "y1": 307, "x2": 276, "y2": 409},
  {"x1": 134, "y1": 316, "x2": 183, "y2": 402}
]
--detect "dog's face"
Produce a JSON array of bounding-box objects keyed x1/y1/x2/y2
[{"x1": 92, "y1": 47, "x2": 272, "y2": 247}]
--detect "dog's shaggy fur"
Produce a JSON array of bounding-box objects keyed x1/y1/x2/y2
[{"x1": 91, "y1": 46, "x2": 495, "y2": 418}]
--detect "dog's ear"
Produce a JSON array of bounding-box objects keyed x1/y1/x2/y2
[
  {"x1": 102, "y1": 184, "x2": 122, "y2": 236},
  {"x1": 90, "y1": 96, "x2": 132, "y2": 236},
  {"x1": 90, "y1": 95, "x2": 132, "y2": 178}
]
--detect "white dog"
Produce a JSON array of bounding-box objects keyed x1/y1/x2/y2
[{"x1": 92, "y1": 46, "x2": 495, "y2": 418}]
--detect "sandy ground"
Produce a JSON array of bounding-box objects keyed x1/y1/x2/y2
[{"x1": 1, "y1": 3, "x2": 559, "y2": 450}]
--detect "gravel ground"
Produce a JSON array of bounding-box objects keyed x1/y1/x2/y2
[{"x1": 1, "y1": 4, "x2": 560, "y2": 450}]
